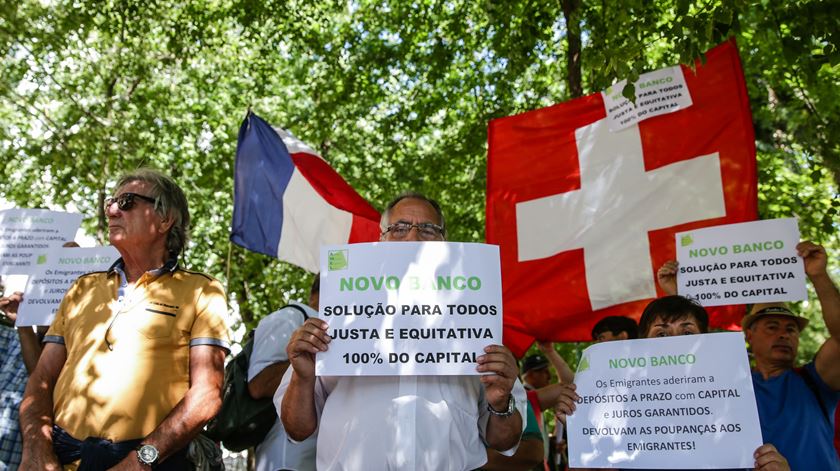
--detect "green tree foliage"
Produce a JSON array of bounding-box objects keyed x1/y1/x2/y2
[{"x1": 1, "y1": 1, "x2": 837, "y2": 359}]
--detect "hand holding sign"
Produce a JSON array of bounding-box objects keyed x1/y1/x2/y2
[
  {"x1": 287, "y1": 318, "x2": 331, "y2": 381},
  {"x1": 477, "y1": 345, "x2": 519, "y2": 410},
  {"x1": 753, "y1": 444, "x2": 789, "y2": 471},
  {"x1": 0, "y1": 292, "x2": 23, "y2": 326},
  {"x1": 656, "y1": 260, "x2": 679, "y2": 296},
  {"x1": 797, "y1": 241, "x2": 828, "y2": 279}
]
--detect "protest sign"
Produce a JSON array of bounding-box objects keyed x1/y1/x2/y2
[
  {"x1": 602, "y1": 66, "x2": 693, "y2": 132},
  {"x1": 16, "y1": 246, "x2": 120, "y2": 326},
  {"x1": 0, "y1": 209, "x2": 82, "y2": 275},
  {"x1": 675, "y1": 218, "x2": 806, "y2": 306},
  {"x1": 316, "y1": 242, "x2": 502, "y2": 376},
  {"x1": 567, "y1": 332, "x2": 762, "y2": 469}
]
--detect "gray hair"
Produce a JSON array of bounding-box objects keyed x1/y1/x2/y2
[
  {"x1": 379, "y1": 192, "x2": 446, "y2": 238},
  {"x1": 115, "y1": 168, "x2": 190, "y2": 257}
]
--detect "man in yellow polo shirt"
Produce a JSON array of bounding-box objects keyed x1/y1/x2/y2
[{"x1": 19, "y1": 169, "x2": 230, "y2": 470}]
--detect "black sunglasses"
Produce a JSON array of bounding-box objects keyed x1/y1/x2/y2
[{"x1": 104, "y1": 192, "x2": 157, "y2": 212}]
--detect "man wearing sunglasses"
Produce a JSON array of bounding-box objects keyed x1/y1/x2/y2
[
  {"x1": 279, "y1": 192, "x2": 526, "y2": 471},
  {"x1": 19, "y1": 169, "x2": 230, "y2": 470}
]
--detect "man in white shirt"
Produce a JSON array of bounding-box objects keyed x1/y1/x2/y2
[
  {"x1": 278, "y1": 192, "x2": 526, "y2": 471},
  {"x1": 248, "y1": 276, "x2": 319, "y2": 471}
]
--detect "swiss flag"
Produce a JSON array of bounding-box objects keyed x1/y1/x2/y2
[{"x1": 487, "y1": 40, "x2": 757, "y2": 357}]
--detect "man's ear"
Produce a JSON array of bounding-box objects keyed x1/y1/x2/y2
[
  {"x1": 158, "y1": 216, "x2": 175, "y2": 233},
  {"x1": 744, "y1": 328, "x2": 753, "y2": 343}
]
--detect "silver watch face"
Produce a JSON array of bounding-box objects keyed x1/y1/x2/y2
[{"x1": 137, "y1": 444, "x2": 159, "y2": 464}]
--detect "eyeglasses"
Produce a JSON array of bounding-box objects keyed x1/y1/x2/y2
[
  {"x1": 104, "y1": 192, "x2": 157, "y2": 212},
  {"x1": 382, "y1": 222, "x2": 445, "y2": 241}
]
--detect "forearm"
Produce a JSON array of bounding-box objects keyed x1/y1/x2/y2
[
  {"x1": 20, "y1": 370, "x2": 62, "y2": 470},
  {"x1": 536, "y1": 383, "x2": 575, "y2": 410},
  {"x1": 142, "y1": 382, "x2": 221, "y2": 461},
  {"x1": 19, "y1": 375, "x2": 58, "y2": 455},
  {"x1": 485, "y1": 412, "x2": 523, "y2": 451},
  {"x1": 18, "y1": 327, "x2": 43, "y2": 374},
  {"x1": 19, "y1": 343, "x2": 65, "y2": 465},
  {"x1": 545, "y1": 349, "x2": 574, "y2": 384},
  {"x1": 248, "y1": 362, "x2": 289, "y2": 399},
  {"x1": 280, "y1": 372, "x2": 319, "y2": 441}
]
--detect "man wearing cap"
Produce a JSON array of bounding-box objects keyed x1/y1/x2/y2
[
  {"x1": 521, "y1": 354, "x2": 551, "y2": 391},
  {"x1": 742, "y1": 243, "x2": 840, "y2": 470}
]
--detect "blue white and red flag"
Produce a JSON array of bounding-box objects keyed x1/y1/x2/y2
[{"x1": 231, "y1": 112, "x2": 381, "y2": 272}]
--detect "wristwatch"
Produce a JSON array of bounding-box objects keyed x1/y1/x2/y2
[
  {"x1": 487, "y1": 394, "x2": 516, "y2": 417},
  {"x1": 136, "y1": 444, "x2": 159, "y2": 466}
]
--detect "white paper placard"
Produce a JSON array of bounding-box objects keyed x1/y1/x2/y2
[
  {"x1": 567, "y1": 332, "x2": 762, "y2": 469},
  {"x1": 602, "y1": 66, "x2": 693, "y2": 132},
  {"x1": 675, "y1": 218, "x2": 806, "y2": 306},
  {"x1": 0, "y1": 209, "x2": 83, "y2": 275},
  {"x1": 316, "y1": 241, "x2": 502, "y2": 376},
  {"x1": 16, "y1": 246, "x2": 120, "y2": 326}
]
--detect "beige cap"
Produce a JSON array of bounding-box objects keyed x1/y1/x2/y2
[{"x1": 742, "y1": 302, "x2": 809, "y2": 331}]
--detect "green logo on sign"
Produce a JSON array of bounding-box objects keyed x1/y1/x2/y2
[
  {"x1": 37, "y1": 254, "x2": 48, "y2": 264},
  {"x1": 328, "y1": 250, "x2": 349, "y2": 271},
  {"x1": 680, "y1": 235, "x2": 694, "y2": 247},
  {"x1": 577, "y1": 354, "x2": 590, "y2": 374}
]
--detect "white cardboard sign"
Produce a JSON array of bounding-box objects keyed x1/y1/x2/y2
[
  {"x1": 316, "y1": 242, "x2": 502, "y2": 376},
  {"x1": 0, "y1": 209, "x2": 83, "y2": 275},
  {"x1": 17, "y1": 246, "x2": 120, "y2": 326},
  {"x1": 675, "y1": 218, "x2": 806, "y2": 306},
  {"x1": 567, "y1": 332, "x2": 762, "y2": 469},
  {"x1": 602, "y1": 66, "x2": 693, "y2": 132}
]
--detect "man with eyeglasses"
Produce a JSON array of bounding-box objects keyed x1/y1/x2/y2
[
  {"x1": 19, "y1": 169, "x2": 230, "y2": 470},
  {"x1": 278, "y1": 192, "x2": 527, "y2": 471},
  {"x1": 657, "y1": 242, "x2": 840, "y2": 470}
]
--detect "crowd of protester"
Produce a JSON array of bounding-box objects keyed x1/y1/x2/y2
[{"x1": 1, "y1": 175, "x2": 838, "y2": 471}]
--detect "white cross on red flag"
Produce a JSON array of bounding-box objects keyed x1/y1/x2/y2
[{"x1": 487, "y1": 40, "x2": 757, "y2": 356}]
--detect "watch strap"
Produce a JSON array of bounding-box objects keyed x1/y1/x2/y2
[{"x1": 487, "y1": 394, "x2": 516, "y2": 417}]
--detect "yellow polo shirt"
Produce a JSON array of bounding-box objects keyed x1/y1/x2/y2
[{"x1": 45, "y1": 261, "x2": 230, "y2": 443}]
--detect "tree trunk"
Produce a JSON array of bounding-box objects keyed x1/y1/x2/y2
[{"x1": 562, "y1": 0, "x2": 583, "y2": 98}]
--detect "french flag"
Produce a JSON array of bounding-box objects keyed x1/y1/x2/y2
[{"x1": 231, "y1": 112, "x2": 381, "y2": 272}]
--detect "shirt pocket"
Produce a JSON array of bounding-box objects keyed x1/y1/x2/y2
[{"x1": 136, "y1": 307, "x2": 177, "y2": 339}]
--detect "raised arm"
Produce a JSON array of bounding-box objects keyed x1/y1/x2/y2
[
  {"x1": 656, "y1": 260, "x2": 679, "y2": 296},
  {"x1": 537, "y1": 341, "x2": 575, "y2": 384},
  {"x1": 799, "y1": 241, "x2": 840, "y2": 390}
]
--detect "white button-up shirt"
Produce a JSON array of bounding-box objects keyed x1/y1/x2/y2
[{"x1": 276, "y1": 373, "x2": 527, "y2": 470}]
